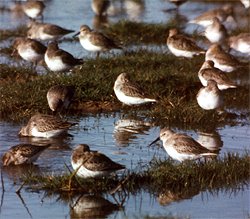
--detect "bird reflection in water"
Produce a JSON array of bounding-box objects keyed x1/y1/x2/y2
[
  {"x1": 113, "y1": 118, "x2": 152, "y2": 146},
  {"x1": 70, "y1": 194, "x2": 120, "y2": 219},
  {"x1": 158, "y1": 187, "x2": 199, "y2": 206},
  {"x1": 124, "y1": 0, "x2": 145, "y2": 22},
  {"x1": 1, "y1": 163, "x2": 42, "y2": 182},
  {"x1": 197, "y1": 130, "x2": 223, "y2": 151}
]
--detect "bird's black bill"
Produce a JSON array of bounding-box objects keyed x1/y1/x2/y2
[
  {"x1": 148, "y1": 137, "x2": 160, "y2": 147},
  {"x1": 72, "y1": 31, "x2": 80, "y2": 38}
]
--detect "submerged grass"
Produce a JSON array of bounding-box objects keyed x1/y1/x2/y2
[{"x1": 21, "y1": 153, "x2": 250, "y2": 197}]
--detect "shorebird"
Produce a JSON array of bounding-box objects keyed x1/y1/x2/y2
[
  {"x1": 21, "y1": 0, "x2": 45, "y2": 20},
  {"x1": 228, "y1": 33, "x2": 250, "y2": 55},
  {"x1": 45, "y1": 41, "x2": 83, "y2": 72},
  {"x1": 196, "y1": 79, "x2": 223, "y2": 110},
  {"x1": 91, "y1": 0, "x2": 110, "y2": 16},
  {"x1": 198, "y1": 60, "x2": 237, "y2": 90},
  {"x1": 149, "y1": 128, "x2": 219, "y2": 162},
  {"x1": 205, "y1": 44, "x2": 241, "y2": 72},
  {"x1": 2, "y1": 143, "x2": 50, "y2": 166},
  {"x1": 240, "y1": 0, "x2": 250, "y2": 9},
  {"x1": 47, "y1": 85, "x2": 75, "y2": 113},
  {"x1": 204, "y1": 17, "x2": 228, "y2": 44},
  {"x1": 12, "y1": 37, "x2": 46, "y2": 67},
  {"x1": 19, "y1": 113, "x2": 76, "y2": 138},
  {"x1": 27, "y1": 21, "x2": 75, "y2": 41},
  {"x1": 75, "y1": 25, "x2": 122, "y2": 58},
  {"x1": 166, "y1": 28, "x2": 205, "y2": 58},
  {"x1": 113, "y1": 73, "x2": 157, "y2": 105},
  {"x1": 189, "y1": 4, "x2": 233, "y2": 27},
  {"x1": 71, "y1": 144, "x2": 125, "y2": 178}
]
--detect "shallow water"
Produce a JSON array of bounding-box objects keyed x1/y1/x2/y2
[
  {"x1": 0, "y1": 0, "x2": 249, "y2": 218},
  {"x1": 0, "y1": 113, "x2": 249, "y2": 219}
]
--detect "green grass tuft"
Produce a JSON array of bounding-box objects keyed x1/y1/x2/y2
[{"x1": 21, "y1": 153, "x2": 250, "y2": 197}]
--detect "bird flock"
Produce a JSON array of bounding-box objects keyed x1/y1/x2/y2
[{"x1": 1, "y1": 0, "x2": 249, "y2": 180}]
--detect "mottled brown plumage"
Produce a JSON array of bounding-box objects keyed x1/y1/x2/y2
[
  {"x1": 2, "y1": 144, "x2": 50, "y2": 166},
  {"x1": 204, "y1": 17, "x2": 228, "y2": 43},
  {"x1": 149, "y1": 128, "x2": 219, "y2": 162},
  {"x1": 12, "y1": 37, "x2": 46, "y2": 65},
  {"x1": 114, "y1": 73, "x2": 156, "y2": 105},
  {"x1": 167, "y1": 28, "x2": 205, "y2": 58},
  {"x1": 22, "y1": 1, "x2": 45, "y2": 20},
  {"x1": 47, "y1": 85, "x2": 75, "y2": 113},
  {"x1": 71, "y1": 144, "x2": 125, "y2": 178},
  {"x1": 27, "y1": 21, "x2": 75, "y2": 41},
  {"x1": 198, "y1": 60, "x2": 237, "y2": 90},
  {"x1": 189, "y1": 4, "x2": 233, "y2": 27},
  {"x1": 206, "y1": 44, "x2": 240, "y2": 71},
  {"x1": 45, "y1": 42, "x2": 83, "y2": 72},
  {"x1": 78, "y1": 25, "x2": 122, "y2": 58},
  {"x1": 196, "y1": 79, "x2": 223, "y2": 110},
  {"x1": 19, "y1": 114, "x2": 76, "y2": 137}
]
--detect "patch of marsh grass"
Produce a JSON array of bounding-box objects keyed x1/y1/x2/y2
[
  {"x1": 0, "y1": 50, "x2": 249, "y2": 126},
  {"x1": 21, "y1": 153, "x2": 249, "y2": 196},
  {"x1": 0, "y1": 25, "x2": 27, "y2": 41},
  {"x1": 105, "y1": 20, "x2": 176, "y2": 46}
]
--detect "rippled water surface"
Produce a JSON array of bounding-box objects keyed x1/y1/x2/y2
[{"x1": 0, "y1": 0, "x2": 249, "y2": 218}]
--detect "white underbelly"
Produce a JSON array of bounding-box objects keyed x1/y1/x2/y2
[
  {"x1": 45, "y1": 54, "x2": 70, "y2": 71},
  {"x1": 197, "y1": 89, "x2": 223, "y2": 110},
  {"x1": 80, "y1": 39, "x2": 102, "y2": 52},
  {"x1": 168, "y1": 44, "x2": 196, "y2": 58},
  {"x1": 31, "y1": 126, "x2": 65, "y2": 138},
  {"x1": 19, "y1": 48, "x2": 42, "y2": 62}
]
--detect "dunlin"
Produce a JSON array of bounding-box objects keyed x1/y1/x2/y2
[
  {"x1": 204, "y1": 17, "x2": 228, "y2": 44},
  {"x1": 22, "y1": 0, "x2": 45, "y2": 20},
  {"x1": 149, "y1": 128, "x2": 219, "y2": 162},
  {"x1": 12, "y1": 37, "x2": 46, "y2": 66},
  {"x1": 240, "y1": 0, "x2": 250, "y2": 9},
  {"x1": 91, "y1": 0, "x2": 110, "y2": 16},
  {"x1": 19, "y1": 113, "x2": 76, "y2": 138},
  {"x1": 196, "y1": 79, "x2": 223, "y2": 110},
  {"x1": 2, "y1": 143, "x2": 50, "y2": 166},
  {"x1": 45, "y1": 41, "x2": 83, "y2": 72},
  {"x1": 205, "y1": 43, "x2": 241, "y2": 72},
  {"x1": 228, "y1": 33, "x2": 250, "y2": 55},
  {"x1": 198, "y1": 60, "x2": 237, "y2": 90},
  {"x1": 71, "y1": 144, "x2": 125, "y2": 178},
  {"x1": 47, "y1": 85, "x2": 75, "y2": 113},
  {"x1": 113, "y1": 73, "x2": 157, "y2": 105},
  {"x1": 76, "y1": 25, "x2": 122, "y2": 58},
  {"x1": 167, "y1": 28, "x2": 205, "y2": 58},
  {"x1": 27, "y1": 21, "x2": 75, "y2": 41},
  {"x1": 189, "y1": 4, "x2": 233, "y2": 27}
]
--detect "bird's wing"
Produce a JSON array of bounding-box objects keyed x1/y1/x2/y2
[
  {"x1": 171, "y1": 134, "x2": 211, "y2": 155},
  {"x1": 83, "y1": 152, "x2": 124, "y2": 171}
]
